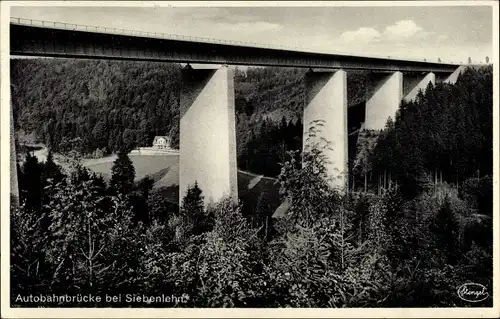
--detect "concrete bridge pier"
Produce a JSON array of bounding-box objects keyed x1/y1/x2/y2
[
  {"x1": 365, "y1": 71, "x2": 403, "y2": 130},
  {"x1": 179, "y1": 65, "x2": 238, "y2": 207},
  {"x1": 303, "y1": 69, "x2": 348, "y2": 190},
  {"x1": 403, "y1": 72, "x2": 436, "y2": 102},
  {"x1": 436, "y1": 65, "x2": 466, "y2": 84}
]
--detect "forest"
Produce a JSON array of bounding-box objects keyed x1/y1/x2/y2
[
  {"x1": 11, "y1": 59, "x2": 183, "y2": 155},
  {"x1": 10, "y1": 61, "x2": 493, "y2": 307},
  {"x1": 11, "y1": 59, "x2": 367, "y2": 177}
]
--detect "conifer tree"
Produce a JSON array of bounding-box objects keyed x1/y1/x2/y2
[
  {"x1": 181, "y1": 181, "x2": 204, "y2": 215},
  {"x1": 109, "y1": 151, "x2": 136, "y2": 195},
  {"x1": 138, "y1": 176, "x2": 154, "y2": 200},
  {"x1": 70, "y1": 164, "x2": 91, "y2": 185},
  {"x1": 43, "y1": 150, "x2": 65, "y2": 185},
  {"x1": 175, "y1": 181, "x2": 210, "y2": 240},
  {"x1": 19, "y1": 152, "x2": 44, "y2": 214},
  {"x1": 432, "y1": 197, "x2": 460, "y2": 263}
]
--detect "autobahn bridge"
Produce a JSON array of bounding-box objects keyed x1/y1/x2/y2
[{"x1": 9, "y1": 18, "x2": 463, "y2": 206}]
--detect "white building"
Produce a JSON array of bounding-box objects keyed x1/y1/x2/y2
[{"x1": 152, "y1": 136, "x2": 171, "y2": 149}]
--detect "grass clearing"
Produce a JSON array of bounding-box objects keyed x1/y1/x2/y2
[{"x1": 83, "y1": 154, "x2": 282, "y2": 210}]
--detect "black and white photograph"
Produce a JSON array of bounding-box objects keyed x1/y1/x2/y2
[{"x1": 1, "y1": 1, "x2": 498, "y2": 317}]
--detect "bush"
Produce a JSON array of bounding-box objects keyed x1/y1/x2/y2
[{"x1": 461, "y1": 175, "x2": 493, "y2": 216}]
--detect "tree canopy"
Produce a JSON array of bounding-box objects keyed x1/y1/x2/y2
[{"x1": 367, "y1": 66, "x2": 492, "y2": 198}]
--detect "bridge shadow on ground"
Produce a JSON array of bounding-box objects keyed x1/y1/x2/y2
[
  {"x1": 84, "y1": 153, "x2": 283, "y2": 218},
  {"x1": 237, "y1": 172, "x2": 281, "y2": 224},
  {"x1": 147, "y1": 167, "x2": 172, "y2": 184},
  {"x1": 151, "y1": 170, "x2": 282, "y2": 222},
  {"x1": 152, "y1": 185, "x2": 180, "y2": 206}
]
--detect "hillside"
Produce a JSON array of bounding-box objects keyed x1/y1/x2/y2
[
  {"x1": 235, "y1": 67, "x2": 367, "y2": 123},
  {"x1": 369, "y1": 65, "x2": 493, "y2": 199},
  {"x1": 11, "y1": 59, "x2": 367, "y2": 178},
  {"x1": 12, "y1": 59, "x2": 182, "y2": 153}
]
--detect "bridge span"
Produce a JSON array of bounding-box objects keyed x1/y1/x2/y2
[{"x1": 9, "y1": 18, "x2": 464, "y2": 206}]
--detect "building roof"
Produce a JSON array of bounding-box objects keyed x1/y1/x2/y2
[{"x1": 153, "y1": 135, "x2": 170, "y2": 142}]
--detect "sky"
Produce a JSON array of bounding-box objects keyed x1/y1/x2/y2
[{"x1": 10, "y1": 4, "x2": 494, "y2": 63}]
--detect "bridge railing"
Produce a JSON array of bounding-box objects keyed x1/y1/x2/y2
[{"x1": 9, "y1": 17, "x2": 299, "y2": 51}]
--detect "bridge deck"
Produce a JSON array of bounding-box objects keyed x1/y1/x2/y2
[{"x1": 10, "y1": 18, "x2": 460, "y2": 73}]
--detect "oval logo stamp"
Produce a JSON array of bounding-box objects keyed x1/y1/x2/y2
[{"x1": 457, "y1": 283, "x2": 489, "y2": 302}]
